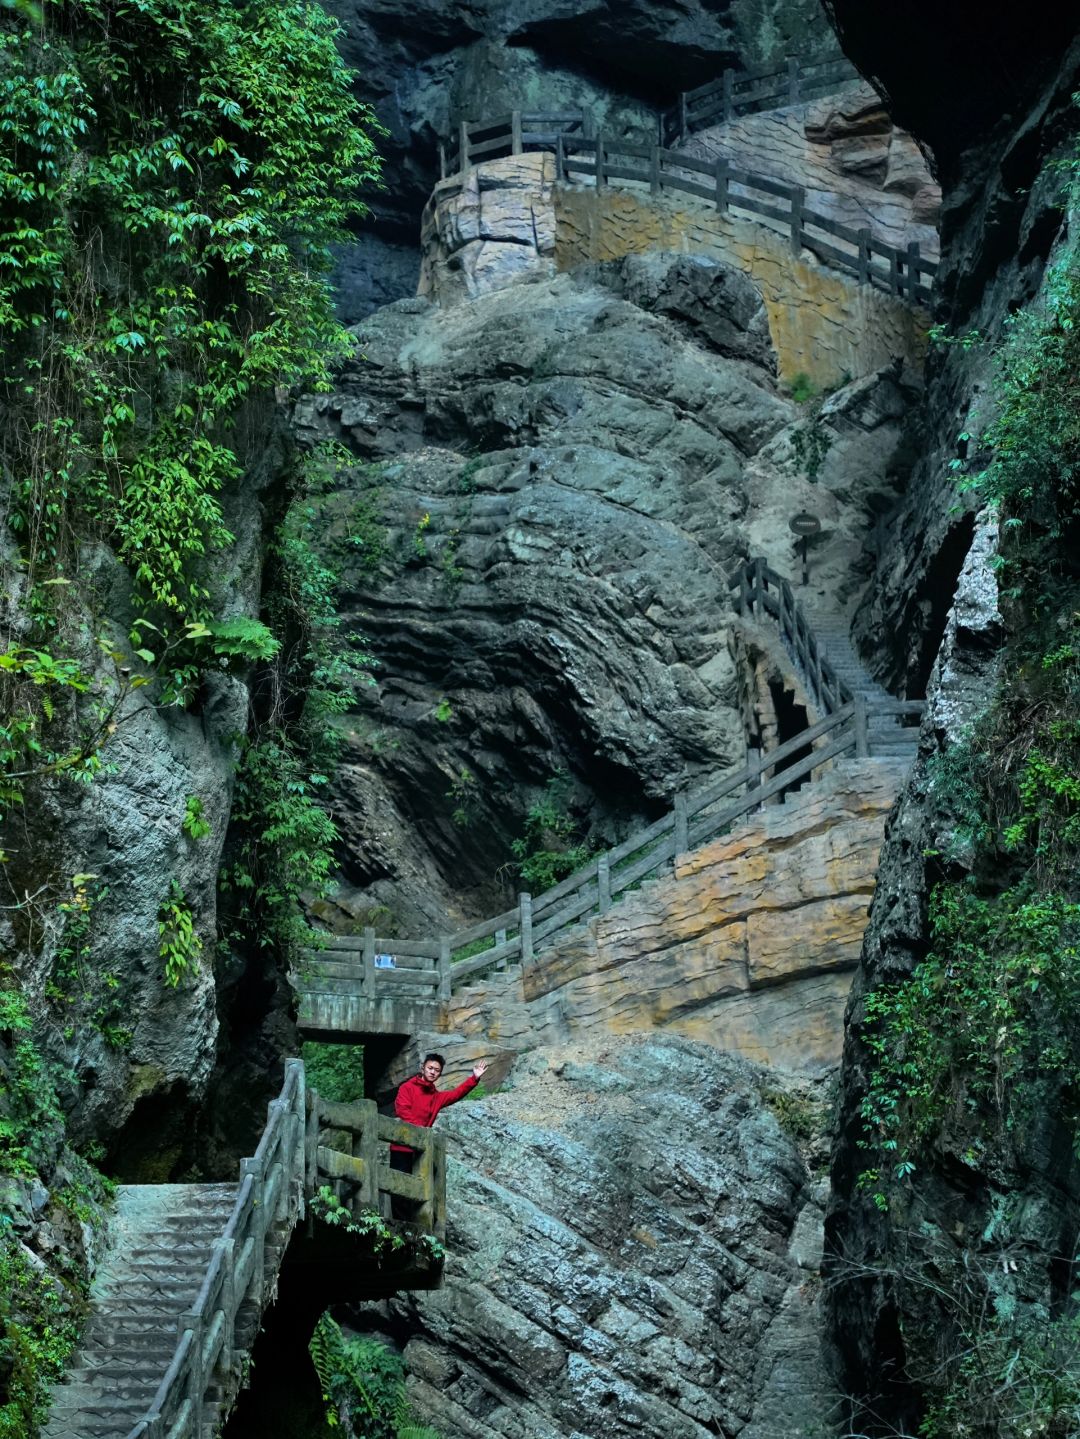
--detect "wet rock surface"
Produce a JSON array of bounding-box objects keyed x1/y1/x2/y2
[{"x1": 367, "y1": 1034, "x2": 835, "y2": 1438}]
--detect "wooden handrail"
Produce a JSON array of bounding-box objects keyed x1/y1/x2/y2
[
  {"x1": 119, "y1": 1060, "x2": 443, "y2": 1439},
  {"x1": 660, "y1": 53, "x2": 859, "y2": 144},
  {"x1": 293, "y1": 560, "x2": 926, "y2": 1017},
  {"x1": 434, "y1": 104, "x2": 935, "y2": 304}
]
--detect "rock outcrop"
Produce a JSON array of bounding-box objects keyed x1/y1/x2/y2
[
  {"x1": 390, "y1": 758, "x2": 908, "y2": 1081},
  {"x1": 366, "y1": 1033, "x2": 836, "y2": 1439},
  {"x1": 324, "y1": 0, "x2": 842, "y2": 319},
  {"x1": 293, "y1": 255, "x2": 914, "y2": 931}
]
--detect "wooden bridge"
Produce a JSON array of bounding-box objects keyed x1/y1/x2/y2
[
  {"x1": 435, "y1": 53, "x2": 934, "y2": 306},
  {"x1": 42, "y1": 1060, "x2": 445, "y2": 1439},
  {"x1": 293, "y1": 562, "x2": 924, "y2": 1034}
]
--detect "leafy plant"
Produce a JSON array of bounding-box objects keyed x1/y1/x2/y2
[
  {"x1": 181, "y1": 795, "x2": 211, "y2": 841},
  {"x1": 158, "y1": 882, "x2": 202, "y2": 987},
  {"x1": 303, "y1": 1041, "x2": 364, "y2": 1103},
  {"x1": 309, "y1": 1313, "x2": 442, "y2": 1439},
  {"x1": 511, "y1": 772, "x2": 593, "y2": 892}
]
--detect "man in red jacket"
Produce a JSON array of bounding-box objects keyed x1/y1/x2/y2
[{"x1": 390, "y1": 1052, "x2": 488, "y2": 1181}]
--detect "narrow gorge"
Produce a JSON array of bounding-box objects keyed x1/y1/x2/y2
[{"x1": 2, "y1": 3, "x2": 1079, "y2": 1438}]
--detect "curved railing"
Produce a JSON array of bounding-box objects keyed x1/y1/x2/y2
[
  {"x1": 120, "y1": 1062, "x2": 445, "y2": 1439},
  {"x1": 660, "y1": 53, "x2": 860, "y2": 145},
  {"x1": 294, "y1": 562, "x2": 925, "y2": 1026},
  {"x1": 436, "y1": 114, "x2": 934, "y2": 305}
]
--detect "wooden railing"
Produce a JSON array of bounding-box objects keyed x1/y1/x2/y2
[
  {"x1": 121, "y1": 1061, "x2": 445, "y2": 1439},
  {"x1": 295, "y1": 560, "x2": 925, "y2": 1021},
  {"x1": 660, "y1": 53, "x2": 859, "y2": 145},
  {"x1": 310, "y1": 1095, "x2": 446, "y2": 1241},
  {"x1": 435, "y1": 115, "x2": 935, "y2": 305}
]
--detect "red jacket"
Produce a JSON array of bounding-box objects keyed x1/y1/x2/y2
[{"x1": 391, "y1": 1072, "x2": 478, "y2": 1153}]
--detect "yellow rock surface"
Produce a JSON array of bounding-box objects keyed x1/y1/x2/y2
[{"x1": 437, "y1": 759, "x2": 905, "y2": 1072}]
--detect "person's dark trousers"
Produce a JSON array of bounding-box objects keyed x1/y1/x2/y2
[{"x1": 390, "y1": 1147, "x2": 417, "y2": 1220}]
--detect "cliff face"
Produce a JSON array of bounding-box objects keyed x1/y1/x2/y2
[
  {"x1": 821, "y1": 4, "x2": 1080, "y2": 1427},
  {"x1": 366, "y1": 1035, "x2": 835, "y2": 1439},
  {"x1": 293, "y1": 254, "x2": 911, "y2": 933}
]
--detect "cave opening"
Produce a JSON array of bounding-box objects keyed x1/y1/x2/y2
[
  {"x1": 911, "y1": 512, "x2": 977, "y2": 698},
  {"x1": 106, "y1": 1082, "x2": 195, "y2": 1183},
  {"x1": 767, "y1": 679, "x2": 813, "y2": 802}
]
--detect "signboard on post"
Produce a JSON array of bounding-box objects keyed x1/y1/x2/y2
[{"x1": 789, "y1": 512, "x2": 822, "y2": 584}]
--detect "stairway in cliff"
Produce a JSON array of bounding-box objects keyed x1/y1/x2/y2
[
  {"x1": 799, "y1": 598, "x2": 920, "y2": 761},
  {"x1": 43, "y1": 1185, "x2": 239, "y2": 1438}
]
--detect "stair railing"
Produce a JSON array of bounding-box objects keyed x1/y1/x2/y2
[
  {"x1": 121, "y1": 1061, "x2": 444, "y2": 1439},
  {"x1": 294, "y1": 699, "x2": 891, "y2": 1028}
]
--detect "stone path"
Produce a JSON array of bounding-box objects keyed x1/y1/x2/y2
[
  {"x1": 43, "y1": 1184, "x2": 237, "y2": 1439},
  {"x1": 800, "y1": 598, "x2": 919, "y2": 761}
]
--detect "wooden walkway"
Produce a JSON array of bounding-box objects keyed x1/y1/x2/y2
[
  {"x1": 435, "y1": 54, "x2": 934, "y2": 305},
  {"x1": 43, "y1": 1061, "x2": 444, "y2": 1439},
  {"x1": 293, "y1": 562, "x2": 923, "y2": 1034}
]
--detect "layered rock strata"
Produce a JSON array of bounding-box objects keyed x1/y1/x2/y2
[
  {"x1": 293, "y1": 256, "x2": 914, "y2": 931},
  {"x1": 367, "y1": 1034, "x2": 836, "y2": 1439}
]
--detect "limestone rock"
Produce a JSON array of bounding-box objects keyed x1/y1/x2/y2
[
  {"x1": 293, "y1": 258, "x2": 913, "y2": 931},
  {"x1": 364, "y1": 1034, "x2": 837, "y2": 1439}
]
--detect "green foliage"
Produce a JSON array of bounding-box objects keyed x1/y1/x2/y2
[
  {"x1": 157, "y1": 881, "x2": 202, "y2": 987},
  {"x1": 432, "y1": 698, "x2": 452, "y2": 725},
  {"x1": 412, "y1": 513, "x2": 430, "y2": 561},
  {"x1": 0, "y1": 1226, "x2": 85, "y2": 1439},
  {"x1": 791, "y1": 421, "x2": 832, "y2": 484},
  {"x1": 181, "y1": 795, "x2": 211, "y2": 841},
  {"x1": 446, "y1": 766, "x2": 478, "y2": 828},
  {"x1": 2, "y1": 0, "x2": 379, "y2": 622},
  {"x1": 0, "y1": 987, "x2": 64, "y2": 1177},
  {"x1": 309, "y1": 1314, "x2": 441, "y2": 1439},
  {"x1": 785, "y1": 370, "x2": 818, "y2": 404},
  {"x1": 303, "y1": 1041, "x2": 364, "y2": 1103},
  {"x1": 919, "y1": 1313, "x2": 1080, "y2": 1439},
  {"x1": 45, "y1": 876, "x2": 131, "y2": 1049},
  {"x1": 511, "y1": 773, "x2": 593, "y2": 892},
  {"x1": 219, "y1": 445, "x2": 375, "y2": 960},
  {"x1": 203, "y1": 618, "x2": 282, "y2": 664},
  {"x1": 310, "y1": 1188, "x2": 445, "y2": 1266},
  {"x1": 860, "y1": 884, "x2": 1080, "y2": 1201}
]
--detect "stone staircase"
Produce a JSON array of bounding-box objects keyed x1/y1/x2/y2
[
  {"x1": 799, "y1": 601, "x2": 919, "y2": 762},
  {"x1": 43, "y1": 1184, "x2": 238, "y2": 1439}
]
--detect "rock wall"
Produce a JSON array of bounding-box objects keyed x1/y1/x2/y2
[
  {"x1": 376, "y1": 758, "x2": 906, "y2": 1087},
  {"x1": 682, "y1": 82, "x2": 939, "y2": 256},
  {"x1": 324, "y1": 0, "x2": 842, "y2": 319},
  {"x1": 367, "y1": 1034, "x2": 837, "y2": 1439},
  {"x1": 554, "y1": 185, "x2": 928, "y2": 389},
  {"x1": 293, "y1": 256, "x2": 914, "y2": 932}
]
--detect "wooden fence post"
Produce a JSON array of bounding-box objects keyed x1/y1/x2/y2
[
  {"x1": 361, "y1": 926, "x2": 376, "y2": 998},
  {"x1": 437, "y1": 936, "x2": 452, "y2": 1002},
  {"x1": 674, "y1": 792, "x2": 689, "y2": 861},
  {"x1": 790, "y1": 183, "x2": 804, "y2": 254},
  {"x1": 595, "y1": 130, "x2": 605, "y2": 189},
  {"x1": 740, "y1": 564, "x2": 751, "y2": 615},
  {"x1": 857, "y1": 227, "x2": 871, "y2": 287},
  {"x1": 597, "y1": 854, "x2": 611, "y2": 913},
  {"x1": 510, "y1": 109, "x2": 523, "y2": 155},
  {"x1": 907, "y1": 240, "x2": 921, "y2": 303},
  {"x1": 715, "y1": 156, "x2": 729, "y2": 213},
  {"x1": 495, "y1": 928, "x2": 508, "y2": 970},
  {"x1": 357, "y1": 1099, "x2": 380, "y2": 1210},
  {"x1": 747, "y1": 748, "x2": 762, "y2": 807},
  {"x1": 889, "y1": 248, "x2": 900, "y2": 296},
  {"x1": 679, "y1": 91, "x2": 688, "y2": 141},
  {"x1": 555, "y1": 131, "x2": 565, "y2": 183},
  {"x1": 787, "y1": 56, "x2": 801, "y2": 105},
  {"x1": 650, "y1": 144, "x2": 661, "y2": 196},
  {"x1": 459, "y1": 121, "x2": 471, "y2": 174},
  {"x1": 723, "y1": 68, "x2": 734, "y2": 122},
  {"x1": 519, "y1": 892, "x2": 533, "y2": 965},
  {"x1": 853, "y1": 694, "x2": 870, "y2": 758},
  {"x1": 439, "y1": 142, "x2": 446, "y2": 180}
]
